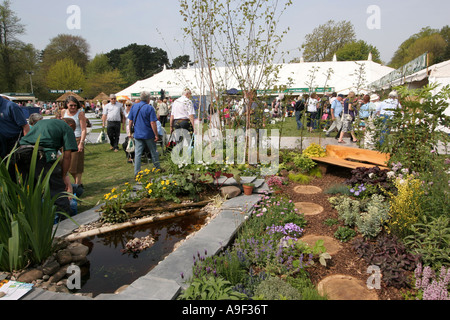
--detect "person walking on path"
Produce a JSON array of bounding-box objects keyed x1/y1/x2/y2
[
  {"x1": 128, "y1": 91, "x2": 161, "y2": 177},
  {"x1": 0, "y1": 95, "x2": 30, "y2": 159},
  {"x1": 170, "y1": 89, "x2": 195, "y2": 135},
  {"x1": 158, "y1": 98, "x2": 169, "y2": 128},
  {"x1": 325, "y1": 94, "x2": 344, "y2": 137},
  {"x1": 62, "y1": 95, "x2": 87, "y2": 187},
  {"x1": 102, "y1": 94, "x2": 125, "y2": 152},
  {"x1": 306, "y1": 93, "x2": 319, "y2": 133},
  {"x1": 338, "y1": 91, "x2": 359, "y2": 144}
]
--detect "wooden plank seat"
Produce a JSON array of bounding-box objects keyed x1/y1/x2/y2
[{"x1": 311, "y1": 145, "x2": 390, "y2": 171}]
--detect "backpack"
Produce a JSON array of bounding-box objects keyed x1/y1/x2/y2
[{"x1": 294, "y1": 100, "x2": 305, "y2": 112}]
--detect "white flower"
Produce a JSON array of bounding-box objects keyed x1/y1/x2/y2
[
  {"x1": 368, "y1": 173, "x2": 375, "y2": 179},
  {"x1": 387, "y1": 171, "x2": 395, "y2": 179}
]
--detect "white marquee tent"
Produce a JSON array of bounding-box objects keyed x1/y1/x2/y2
[{"x1": 116, "y1": 57, "x2": 394, "y2": 99}]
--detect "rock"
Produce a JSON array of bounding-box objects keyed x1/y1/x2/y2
[
  {"x1": 67, "y1": 242, "x2": 89, "y2": 257},
  {"x1": 220, "y1": 186, "x2": 241, "y2": 199},
  {"x1": 17, "y1": 269, "x2": 43, "y2": 283},
  {"x1": 56, "y1": 249, "x2": 72, "y2": 265},
  {"x1": 49, "y1": 265, "x2": 69, "y2": 283},
  {"x1": 42, "y1": 260, "x2": 61, "y2": 276}
]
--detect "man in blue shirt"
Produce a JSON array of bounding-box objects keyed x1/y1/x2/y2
[
  {"x1": 0, "y1": 95, "x2": 30, "y2": 159},
  {"x1": 325, "y1": 94, "x2": 344, "y2": 137},
  {"x1": 128, "y1": 91, "x2": 161, "y2": 177}
]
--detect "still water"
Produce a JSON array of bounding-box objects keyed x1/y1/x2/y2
[{"x1": 73, "y1": 213, "x2": 207, "y2": 297}]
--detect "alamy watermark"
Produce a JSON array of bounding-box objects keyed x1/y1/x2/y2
[
  {"x1": 366, "y1": 5, "x2": 381, "y2": 30},
  {"x1": 66, "y1": 5, "x2": 81, "y2": 30},
  {"x1": 366, "y1": 265, "x2": 381, "y2": 290}
]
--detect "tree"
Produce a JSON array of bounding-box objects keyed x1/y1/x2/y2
[
  {"x1": 171, "y1": 54, "x2": 192, "y2": 69},
  {"x1": 41, "y1": 34, "x2": 90, "y2": 73},
  {"x1": 301, "y1": 20, "x2": 356, "y2": 62},
  {"x1": 46, "y1": 58, "x2": 86, "y2": 92},
  {"x1": 0, "y1": 0, "x2": 26, "y2": 91},
  {"x1": 389, "y1": 27, "x2": 440, "y2": 68},
  {"x1": 86, "y1": 53, "x2": 112, "y2": 76},
  {"x1": 85, "y1": 70, "x2": 126, "y2": 98},
  {"x1": 106, "y1": 43, "x2": 170, "y2": 80},
  {"x1": 335, "y1": 40, "x2": 382, "y2": 64}
]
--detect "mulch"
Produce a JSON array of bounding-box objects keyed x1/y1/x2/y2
[{"x1": 280, "y1": 165, "x2": 406, "y2": 300}]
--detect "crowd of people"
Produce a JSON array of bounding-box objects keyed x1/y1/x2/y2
[{"x1": 0, "y1": 88, "x2": 401, "y2": 223}]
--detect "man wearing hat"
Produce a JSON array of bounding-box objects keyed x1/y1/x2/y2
[
  {"x1": 102, "y1": 94, "x2": 126, "y2": 152},
  {"x1": 325, "y1": 94, "x2": 344, "y2": 137}
]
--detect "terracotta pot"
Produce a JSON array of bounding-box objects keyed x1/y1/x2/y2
[{"x1": 242, "y1": 185, "x2": 254, "y2": 196}]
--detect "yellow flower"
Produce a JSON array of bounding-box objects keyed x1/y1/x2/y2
[
  {"x1": 163, "y1": 187, "x2": 166, "y2": 190},
  {"x1": 111, "y1": 188, "x2": 116, "y2": 193},
  {"x1": 161, "y1": 181, "x2": 165, "y2": 185},
  {"x1": 165, "y1": 180, "x2": 170, "y2": 185},
  {"x1": 148, "y1": 189, "x2": 153, "y2": 195},
  {"x1": 152, "y1": 168, "x2": 155, "y2": 172}
]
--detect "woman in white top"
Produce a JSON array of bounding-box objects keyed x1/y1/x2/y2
[
  {"x1": 62, "y1": 96, "x2": 87, "y2": 187},
  {"x1": 306, "y1": 92, "x2": 319, "y2": 133}
]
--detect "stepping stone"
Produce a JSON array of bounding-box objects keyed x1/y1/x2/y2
[
  {"x1": 299, "y1": 235, "x2": 342, "y2": 255},
  {"x1": 294, "y1": 202, "x2": 323, "y2": 216},
  {"x1": 317, "y1": 274, "x2": 379, "y2": 300},
  {"x1": 293, "y1": 185, "x2": 322, "y2": 194}
]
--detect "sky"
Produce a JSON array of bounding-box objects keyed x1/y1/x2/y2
[{"x1": 10, "y1": 0, "x2": 450, "y2": 66}]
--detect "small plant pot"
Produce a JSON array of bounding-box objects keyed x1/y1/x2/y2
[{"x1": 242, "y1": 184, "x2": 254, "y2": 196}]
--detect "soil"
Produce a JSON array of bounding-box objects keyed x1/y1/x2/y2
[{"x1": 280, "y1": 165, "x2": 406, "y2": 300}]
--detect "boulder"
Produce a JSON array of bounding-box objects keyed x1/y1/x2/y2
[
  {"x1": 42, "y1": 260, "x2": 61, "y2": 276},
  {"x1": 220, "y1": 186, "x2": 241, "y2": 199},
  {"x1": 17, "y1": 269, "x2": 43, "y2": 283},
  {"x1": 56, "y1": 249, "x2": 72, "y2": 265},
  {"x1": 67, "y1": 242, "x2": 89, "y2": 257}
]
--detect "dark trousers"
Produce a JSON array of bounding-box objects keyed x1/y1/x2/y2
[
  {"x1": 159, "y1": 115, "x2": 168, "y2": 127},
  {"x1": 107, "y1": 121, "x2": 121, "y2": 150},
  {"x1": 0, "y1": 134, "x2": 21, "y2": 159},
  {"x1": 11, "y1": 147, "x2": 71, "y2": 217}
]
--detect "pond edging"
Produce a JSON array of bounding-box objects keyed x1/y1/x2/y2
[{"x1": 22, "y1": 179, "x2": 267, "y2": 300}]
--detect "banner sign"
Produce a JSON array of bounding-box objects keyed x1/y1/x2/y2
[
  {"x1": 369, "y1": 52, "x2": 428, "y2": 90},
  {"x1": 48, "y1": 90, "x2": 82, "y2": 94}
]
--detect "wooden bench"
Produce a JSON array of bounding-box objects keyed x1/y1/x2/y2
[{"x1": 311, "y1": 145, "x2": 390, "y2": 172}]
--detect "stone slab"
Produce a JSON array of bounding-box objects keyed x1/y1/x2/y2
[
  {"x1": 293, "y1": 185, "x2": 322, "y2": 194},
  {"x1": 299, "y1": 235, "x2": 342, "y2": 255},
  {"x1": 294, "y1": 202, "x2": 324, "y2": 216},
  {"x1": 317, "y1": 274, "x2": 379, "y2": 300}
]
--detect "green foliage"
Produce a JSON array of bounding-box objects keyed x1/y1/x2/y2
[
  {"x1": 324, "y1": 218, "x2": 339, "y2": 226},
  {"x1": 46, "y1": 58, "x2": 86, "y2": 91},
  {"x1": 253, "y1": 276, "x2": 302, "y2": 300},
  {"x1": 0, "y1": 143, "x2": 71, "y2": 271},
  {"x1": 178, "y1": 276, "x2": 248, "y2": 300},
  {"x1": 288, "y1": 173, "x2": 311, "y2": 184},
  {"x1": 334, "y1": 226, "x2": 356, "y2": 243},
  {"x1": 285, "y1": 275, "x2": 327, "y2": 300},
  {"x1": 329, "y1": 194, "x2": 389, "y2": 239},
  {"x1": 335, "y1": 40, "x2": 382, "y2": 63},
  {"x1": 371, "y1": 84, "x2": 450, "y2": 174},
  {"x1": 293, "y1": 154, "x2": 317, "y2": 173},
  {"x1": 404, "y1": 215, "x2": 450, "y2": 268},
  {"x1": 323, "y1": 184, "x2": 352, "y2": 195},
  {"x1": 302, "y1": 143, "x2": 326, "y2": 158}
]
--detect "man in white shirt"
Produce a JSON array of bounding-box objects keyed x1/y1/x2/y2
[
  {"x1": 102, "y1": 94, "x2": 125, "y2": 152},
  {"x1": 170, "y1": 89, "x2": 195, "y2": 134}
]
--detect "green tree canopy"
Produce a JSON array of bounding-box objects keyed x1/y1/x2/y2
[
  {"x1": 389, "y1": 26, "x2": 449, "y2": 68},
  {"x1": 106, "y1": 43, "x2": 169, "y2": 81},
  {"x1": 335, "y1": 40, "x2": 382, "y2": 64},
  {"x1": 301, "y1": 20, "x2": 356, "y2": 62},
  {"x1": 41, "y1": 34, "x2": 90, "y2": 72},
  {"x1": 84, "y1": 69, "x2": 126, "y2": 99},
  {"x1": 46, "y1": 58, "x2": 86, "y2": 92}
]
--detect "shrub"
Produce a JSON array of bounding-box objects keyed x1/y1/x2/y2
[
  {"x1": 385, "y1": 175, "x2": 424, "y2": 238},
  {"x1": 353, "y1": 234, "x2": 420, "y2": 288},
  {"x1": 414, "y1": 263, "x2": 450, "y2": 300},
  {"x1": 404, "y1": 215, "x2": 450, "y2": 269},
  {"x1": 293, "y1": 154, "x2": 317, "y2": 173},
  {"x1": 253, "y1": 276, "x2": 303, "y2": 300},
  {"x1": 178, "y1": 276, "x2": 248, "y2": 300},
  {"x1": 324, "y1": 184, "x2": 352, "y2": 195},
  {"x1": 302, "y1": 143, "x2": 326, "y2": 158},
  {"x1": 334, "y1": 226, "x2": 357, "y2": 242},
  {"x1": 288, "y1": 173, "x2": 311, "y2": 184}
]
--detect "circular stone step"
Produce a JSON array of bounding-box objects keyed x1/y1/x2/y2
[
  {"x1": 299, "y1": 235, "x2": 342, "y2": 255},
  {"x1": 294, "y1": 202, "x2": 324, "y2": 216},
  {"x1": 293, "y1": 185, "x2": 322, "y2": 194},
  {"x1": 317, "y1": 274, "x2": 379, "y2": 300}
]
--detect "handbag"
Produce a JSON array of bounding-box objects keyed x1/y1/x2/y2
[
  {"x1": 126, "y1": 137, "x2": 135, "y2": 153},
  {"x1": 165, "y1": 133, "x2": 177, "y2": 152},
  {"x1": 97, "y1": 128, "x2": 107, "y2": 143}
]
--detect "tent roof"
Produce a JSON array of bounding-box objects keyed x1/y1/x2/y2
[
  {"x1": 116, "y1": 60, "x2": 394, "y2": 98},
  {"x1": 92, "y1": 92, "x2": 109, "y2": 101},
  {"x1": 55, "y1": 92, "x2": 85, "y2": 102}
]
